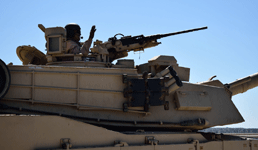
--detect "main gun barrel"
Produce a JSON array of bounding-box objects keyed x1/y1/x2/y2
[{"x1": 226, "y1": 72, "x2": 258, "y2": 96}]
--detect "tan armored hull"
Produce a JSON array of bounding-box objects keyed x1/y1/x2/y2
[{"x1": 0, "y1": 115, "x2": 257, "y2": 150}]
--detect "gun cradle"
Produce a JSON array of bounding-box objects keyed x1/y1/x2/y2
[
  {"x1": 91, "y1": 40, "x2": 160, "y2": 53},
  {"x1": 90, "y1": 40, "x2": 161, "y2": 62}
]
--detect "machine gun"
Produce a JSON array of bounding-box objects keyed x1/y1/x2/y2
[{"x1": 90, "y1": 26, "x2": 208, "y2": 62}]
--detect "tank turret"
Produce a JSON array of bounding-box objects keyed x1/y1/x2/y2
[
  {"x1": 2, "y1": 24, "x2": 258, "y2": 150},
  {"x1": 0, "y1": 24, "x2": 258, "y2": 132}
]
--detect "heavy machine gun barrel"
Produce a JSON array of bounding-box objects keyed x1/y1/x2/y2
[
  {"x1": 92, "y1": 26, "x2": 208, "y2": 62},
  {"x1": 117, "y1": 26, "x2": 208, "y2": 46},
  {"x1": 146, "y1": 26, "x2": 208, "y2": 40}
]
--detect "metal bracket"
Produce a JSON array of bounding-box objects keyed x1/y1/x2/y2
[
  {"x1": 187, "y1": 139, "x2": 200, "y2": 150},
  {"x1": 193, "y1": 140, "x2": 200, "y2": 150},
  {"x1": 123, "y1": 103, "x2": 128, "y2": 112},
  {"x1": 164, "y1": 101, "x2": 169, "y2": 110},
  {"x1": 211, "y1": 134, "x2": 222, "y2": 141},
  {"x1": 145, "y1": 136, "x2": 159, "y2": 145},
  {"x1": 60, "y1": 138, "x2": 72, "y2": 150},
  {"x1": 249, "y1": 141, "x2": 258, "y2": 149},
  {"x1": 122, "y1": 74, "x2": 128, "y2": 84},
  {"x1": 123, "y1": 76, "x2": 168, "y2": 112}
]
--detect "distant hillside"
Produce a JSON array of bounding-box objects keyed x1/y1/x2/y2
[{"x1": 200, "y1": 128, "x2": 258, "y2": 133}]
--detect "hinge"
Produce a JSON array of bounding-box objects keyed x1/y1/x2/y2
[
  {"x1": 211, "y1": 134, "x2": 222, "y2": 141},
  {"x1": 193, "y1": 140, "x2": 200, "y2": 150},
  {"x1": 145, "y1": 136, "x2": 159, "y2": 145},
  {"x1": 60, "y1": 138, "x2": 72, "y2": 150}
]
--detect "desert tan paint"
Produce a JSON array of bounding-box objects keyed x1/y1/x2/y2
[
  {"x1": 1, "y1": 24, "x2": 258, "y2": 150},
  {"x1": 2, "y1": 62, "x2": 244, "y2": 129},
  {"x1": 2, "y1": 55, "x2": 256, "y2": 129}
]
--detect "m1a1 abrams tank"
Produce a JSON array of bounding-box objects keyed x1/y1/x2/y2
[{"x1": 0, "y1": 24, "x2": 258, "y2": 150}]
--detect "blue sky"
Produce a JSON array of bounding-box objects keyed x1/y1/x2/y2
[{"x1": 1, "y1": 0, "x2": 258, "y2": 128}]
